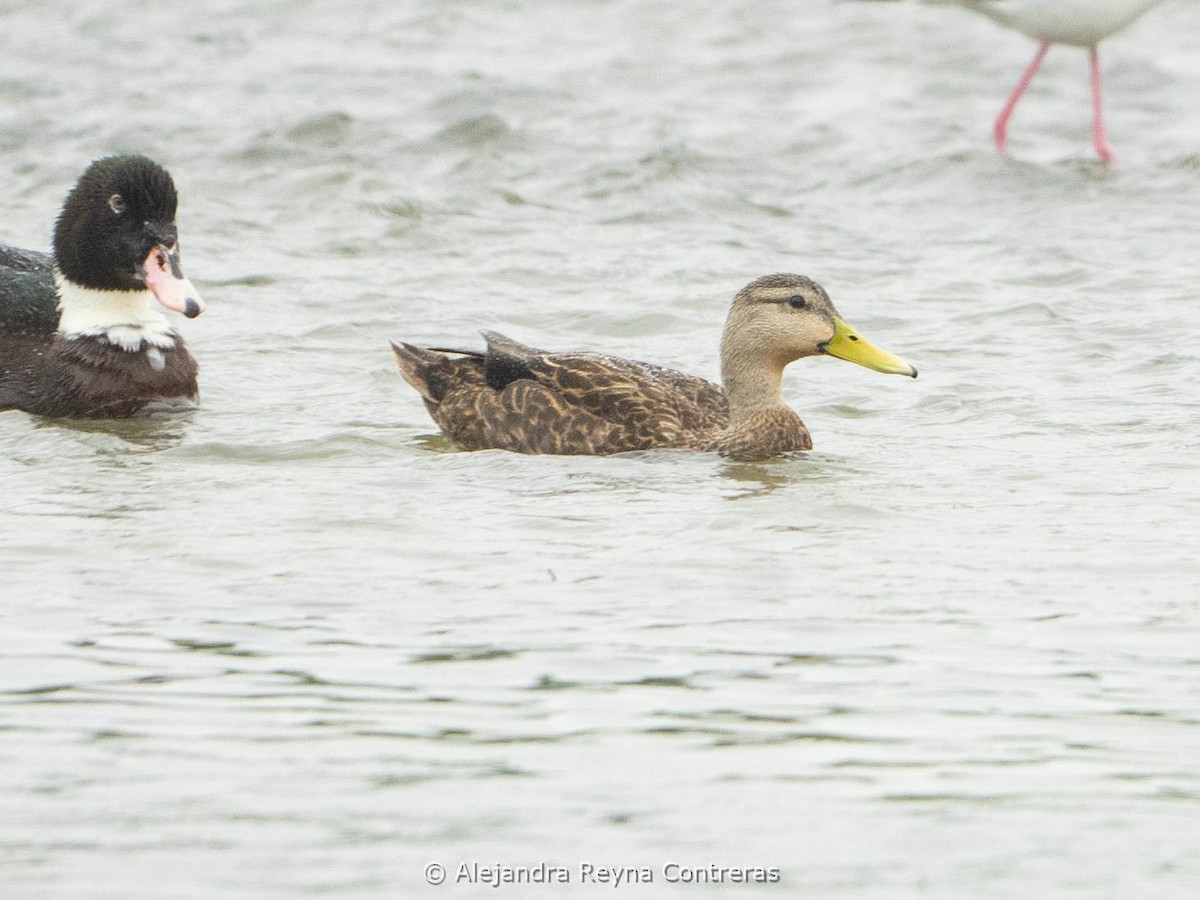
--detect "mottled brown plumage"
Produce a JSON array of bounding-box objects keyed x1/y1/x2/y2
[{"x1": 391, "y1": 273, "x2": 917, "y2": 461}]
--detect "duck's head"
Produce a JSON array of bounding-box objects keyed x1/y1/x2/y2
[
  {"x1": 720, "y1": 273, "x2": 916, "y2": 380},
  {"x1": 53, "y1": 155, "x2": 205, "y2": 319}
]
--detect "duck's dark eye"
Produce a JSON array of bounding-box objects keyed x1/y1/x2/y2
[
  {"x1": 787, "y1": 294, "x2": 807, "y2": 309},
  {"x1": 108, "y1": 194, "x2": 126, "y2": 215}
]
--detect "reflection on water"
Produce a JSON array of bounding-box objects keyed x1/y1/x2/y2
[
  {"x1": 410, "y1": 432, "x2": 461, "y2": 454},
  {"x1": 720, "y1": 453, "x2": 854, "y2": 500},
  {"x1": 36, "y1": 410, "x2": 197, "y2": 453}
]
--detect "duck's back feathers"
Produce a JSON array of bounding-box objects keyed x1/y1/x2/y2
[
  {"x1": 391, "y1": 333, "x2": 730, "y2": 455},
  {"x1": 0, "y1": 246, "x2": 58, "y2": 333},
  {"x1": 0, "y1": 245, "x2": 52, "y2": 275}
]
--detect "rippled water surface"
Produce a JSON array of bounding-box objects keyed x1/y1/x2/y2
[{"x1": 3, "y1": 1, "x2": 1200, "y2": 897}]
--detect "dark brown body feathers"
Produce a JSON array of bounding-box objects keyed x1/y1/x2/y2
[
  {"x1": 391, "y1": 334, "x2": 810, "y2": 460},
  {"x1": 0, "y1": 325, "x2": 198, "y2": 418}
]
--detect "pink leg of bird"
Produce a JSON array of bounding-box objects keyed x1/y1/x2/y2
[
  {"x1": 995, "y1": 41, "x2": 1051, "y2": 154},
  {"x1": 1090, "y1": 46, "x2": 1114, "y2": 163}
]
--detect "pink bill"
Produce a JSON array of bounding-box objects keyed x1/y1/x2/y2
[{"x1": 142, "y1": 245, "x2": 205, "y2": 319}]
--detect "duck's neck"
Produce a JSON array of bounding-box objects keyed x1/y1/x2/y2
[
  {"x1": 55, "y1": 270, "x2": 177, "y2": 352},
  {"x1": 720, "y1": 351, "x2": 789, "y2": 421}
]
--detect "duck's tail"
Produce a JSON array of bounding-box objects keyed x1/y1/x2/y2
[
  {"x1": 389, "y1": 341, "x2": 439, "y2": 402},
  {"x1": 390, "y1": 340, "x2": 485, "y2": 403}
]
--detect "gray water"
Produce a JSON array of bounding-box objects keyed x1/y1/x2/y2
[{"x1": 3, "y1": 1, "x2": 1200, "y2": 897}]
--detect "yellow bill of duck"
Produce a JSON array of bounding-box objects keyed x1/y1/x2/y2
[{"x1": 820, "y1": 317, "x2": 917, "y2": 378}]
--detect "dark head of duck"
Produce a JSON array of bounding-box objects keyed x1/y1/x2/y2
[{"x1": 53, "y1": 155, "x2": 204, "y2": 319}]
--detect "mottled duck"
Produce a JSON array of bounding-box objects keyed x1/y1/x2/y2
[{"x1": 391, "y1": 273, "x2": 917, "y2": 461}]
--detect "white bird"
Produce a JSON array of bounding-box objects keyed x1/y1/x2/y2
[{"x1": 903, "y1": 1, "x2": 1169, "y2": 160}]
